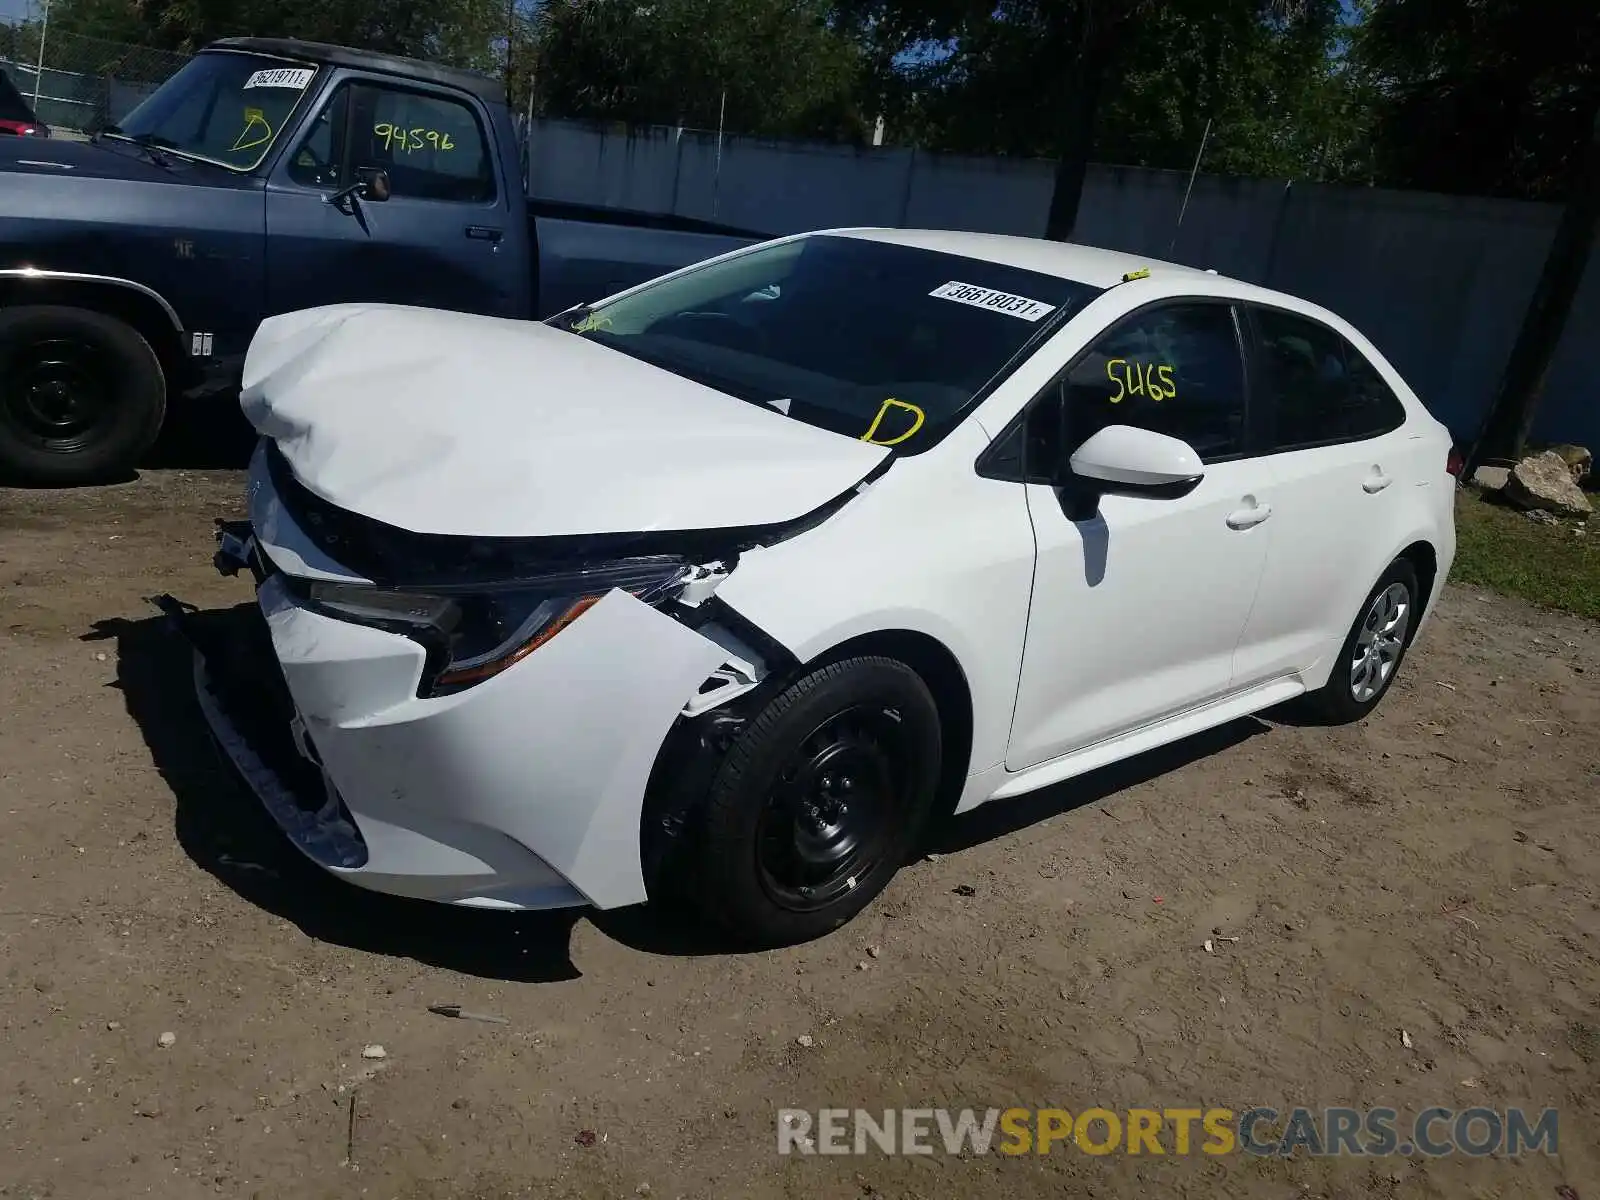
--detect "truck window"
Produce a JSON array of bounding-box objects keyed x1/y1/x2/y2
[
  {"x1": 288, "y1": 85, "x2": 348, "y2": 189},
  {"x1": 287, "y1": 81, "x2": 493, "y2": 203}
]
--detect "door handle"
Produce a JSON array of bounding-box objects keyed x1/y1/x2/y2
[
  {"x1": 1225, "y1": 501, "x2": 1272, "y2": 530},
  {"x1": 466, "y1": 225, "x2": 503, "y2": 242},
  {"x1": 1363, "y1": 469, "x2": 1393, "y2": 494}
]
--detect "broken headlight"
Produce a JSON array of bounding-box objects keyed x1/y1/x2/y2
[{"x1": 300, "y1": 556, "x2": 693, "y2": 697}]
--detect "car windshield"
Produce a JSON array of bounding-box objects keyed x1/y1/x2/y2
[
  {"x1": 559, "y1": 234, "x2": 1101, "y2": 452},
  {"x1": 112, "y1": 51, "x2": 318, "y2": 171}
]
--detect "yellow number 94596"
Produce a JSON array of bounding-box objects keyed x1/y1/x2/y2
[{"x1": 374, "y1": 123, "x2": 457, "y2": 154}]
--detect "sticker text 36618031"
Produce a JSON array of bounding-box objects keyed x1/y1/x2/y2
[{"x1": 929, "y1": 281, "x2": 1056, "y2": 322}]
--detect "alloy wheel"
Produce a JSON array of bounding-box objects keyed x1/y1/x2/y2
[{"x1": 1349, "y1": 581, "x2": 1411, "y2": 703}]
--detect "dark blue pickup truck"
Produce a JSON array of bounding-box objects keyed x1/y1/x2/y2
[{"x1": 0, "y1": 37, "x2": 758, "y2": 484}]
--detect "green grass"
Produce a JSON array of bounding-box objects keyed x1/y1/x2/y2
[{"x1": 1452, "y1": 488, "x2": 1599, "y2": 620}]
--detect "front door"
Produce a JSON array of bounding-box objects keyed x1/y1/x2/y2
[
  {"x1": 1006, "y1": 301, "x2": 1274, "y2": 770},
  {"x1": 263, "y1": 74, "x2": 526, "y2": 320}
]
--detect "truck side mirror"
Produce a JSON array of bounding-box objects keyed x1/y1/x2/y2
[{"x1": 358, "y1": 167, "x2": 391, "y2": 202}]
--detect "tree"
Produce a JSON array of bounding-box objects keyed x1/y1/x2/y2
[
  {"x1": 837, "y1": 0, "x2": 1365, "y2": 239},
  {"x1": 43, "y1": 0, "x2": 508, "y2": 66},
  {"x1": 1468, "y1": 108, "x2": 1600, "y2": 465},
  {"x1": 1356, "y1": 0, "x2": 1600, "y2": 201},
  {"x1": 1094, "y1": 0, "x2": 1371, "y2": 182},
  {"x1": 529, "y1": 0, "x2": 871, "y2": 140}
]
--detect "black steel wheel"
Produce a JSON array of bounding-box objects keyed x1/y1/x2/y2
[
  {"x1": 755, "y1": 703, "x2": 913, "y2": 913},
  {"x1": 691, "y1": 656, "x2": 942, "y2": 946},
  {"x1": 0, "y1": 305, "x2": 166, "y2": 485}
]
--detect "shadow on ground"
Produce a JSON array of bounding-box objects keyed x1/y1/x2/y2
[
  {"x1": 86, "y1": 606, "x2": 587, "y2": 982},
  {"x1": 143, "y1": 392, "x2": 259, "y2": 470},
  {"x1": 928, "y1": 716, "x2": 1271, "y2": 857},
  {"x1": 87, "y1": 600, "x2": 1285, "y2": 967}
]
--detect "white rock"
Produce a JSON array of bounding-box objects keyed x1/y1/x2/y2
[
  {"x1": 157, "y1": 1031, "x2": 176, "y2": 1048},
  {"x1": 1504, "y1": 452, "x2": 1592, "y2": 517},
  {"x1": 795, "y1": 1034, "x2": 815, "y2": 1048},
  {"x1": 361, "y1": 1044, "x2": 387, "y2": 1060}
]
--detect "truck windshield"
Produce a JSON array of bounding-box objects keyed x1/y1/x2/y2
[
  {"x1": 111, "y1": 51, "x2": 318, "y2": 171},
  {"x1": 559, "y1": 234, "x2": 1100, "y2": 452}
]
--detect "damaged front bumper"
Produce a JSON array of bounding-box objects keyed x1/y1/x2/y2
[{"x1": 170, "y1": 506, "x2": 770, "y2": 912}]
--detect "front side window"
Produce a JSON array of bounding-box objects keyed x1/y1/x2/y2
[
  {"x1": 113, "y1": 51, "x2": 317, "y2": 171},
  {"x1": 1056, "y1": 302, "x2": 1248, "y2": 465},
  {"x1": 287, "y1": 81, "x2": 495, "y2": 202},
  {"x1": 992, "y1": 302, "x2": 1247, "y2": 482},
  {"x1": 559, "y1": 235, "x2": 1101, "y2": 452},
  {"x1": 1252, "y1": 307, "x2": 1407, "y2": 449}
]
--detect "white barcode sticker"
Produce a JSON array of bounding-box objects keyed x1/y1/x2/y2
[
  {"x1": 243, "y1": 67, "x2": 315, "y2": 90},
  {"x1": 929, "y1": 280, "x2": 1056, "y2": 322}
]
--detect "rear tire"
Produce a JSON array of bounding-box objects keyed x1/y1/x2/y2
[
  {"x1": 0, "y1": 305, "x2": 167, "y2": 485},
  {"x1": 691, "y1": 656, "x2": 942, "y2": 947},
  {"x1": 1303, "y1": 558, "x2": 1419, "y2": 724}
]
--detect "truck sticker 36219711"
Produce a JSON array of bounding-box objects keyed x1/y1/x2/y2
[{"x1": 242, "y1": 67, "x2": 315, "y2": 90}]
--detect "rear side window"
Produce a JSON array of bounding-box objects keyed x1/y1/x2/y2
[{"x1": 1252, "y1": 307, "x2": 1406, "y2": 449}]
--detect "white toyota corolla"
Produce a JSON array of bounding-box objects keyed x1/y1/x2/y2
[{"x1": 188, "y1": 228, "x2": 1458, "y2": 945}]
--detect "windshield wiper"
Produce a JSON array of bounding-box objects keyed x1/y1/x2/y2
[{"x1": 97, "y1": 125, "x2": 188, "y2": 167}]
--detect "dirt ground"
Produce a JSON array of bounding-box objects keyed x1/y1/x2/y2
[{"x1": 1, "y1": 468, "x2": 1595, "y2": 1200}]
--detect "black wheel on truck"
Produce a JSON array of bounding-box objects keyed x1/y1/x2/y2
[{"x1": 0, "y1": 305, "x2": 167, "y2": 485}]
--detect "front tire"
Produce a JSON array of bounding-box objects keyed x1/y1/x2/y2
[
  {"x1": 0, "y1": 305, "x2": 167, "y2": 485},
  {"x1": 1304, "y1": 558, "x2": 1420, "y2": 724},
  {"x1": 691, "y1": 656, "x2": 942, "y2": 946}
]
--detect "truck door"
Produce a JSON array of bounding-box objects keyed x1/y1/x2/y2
[{"x1": 262, "y1": 74, "x2": 526, "y2": 319}]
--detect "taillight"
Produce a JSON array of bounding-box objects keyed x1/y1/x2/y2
[{"x1": 1446, "y1": 447, "x2": 1465, "y2": 478}]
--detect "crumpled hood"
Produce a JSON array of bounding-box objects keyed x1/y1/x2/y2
[{"x1": 241, "y1": 304, "x2": 889, "y2": 538}]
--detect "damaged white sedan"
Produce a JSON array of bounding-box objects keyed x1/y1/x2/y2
[{"x1": 183, "y1": 229, "x2": 1457, "y2": 945}]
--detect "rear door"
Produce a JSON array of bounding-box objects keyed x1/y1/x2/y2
[
  {"x1": 263, "y1": 73, "x2": 526, "y2": 318},
  {"x1": 1230, "y1": 304, "x2": 1413, "y2": 688}
]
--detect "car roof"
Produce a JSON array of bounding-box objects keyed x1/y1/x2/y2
[
  {"x1": 823, "y1": 227, "x2": 1357, "y2": 331},
  {"x1": 206, "y1": 38, "x2": 505, "y2": 107},
  {"x1": 828, "y1": 228, "x2": 1218, "y2": 290}
]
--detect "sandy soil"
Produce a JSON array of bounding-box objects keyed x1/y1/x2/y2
[{"x1": 1, "y1": 470, "x2": 1595, "y2": 1199}]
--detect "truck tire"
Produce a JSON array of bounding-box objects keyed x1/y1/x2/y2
[{"x1": 0, "y1": 305, "x2": 167, "y2": 485}]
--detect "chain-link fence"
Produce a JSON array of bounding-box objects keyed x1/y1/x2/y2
[{"x1": 0, "y1": 22, "x2": 191, "y2": 135}]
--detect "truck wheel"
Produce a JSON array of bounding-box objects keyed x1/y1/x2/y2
[
  {"x1": 690, "y1": 656, "x2": 942, "y2": 947},
  {"x1": 0, "y1": 305, "x2": 167, "y2": 485}
]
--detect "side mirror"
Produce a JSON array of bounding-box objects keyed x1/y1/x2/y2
[
  {"x1": 1067, "y1": 424, "x2": 1204, "y2": 496},
  {"x1": 357, "y1": 167, "x2": 391, "y2": 202}
]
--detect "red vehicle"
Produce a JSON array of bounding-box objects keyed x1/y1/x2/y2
[{"x1": 0, "y1": 72, "x2": 50, "y2": 137}]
